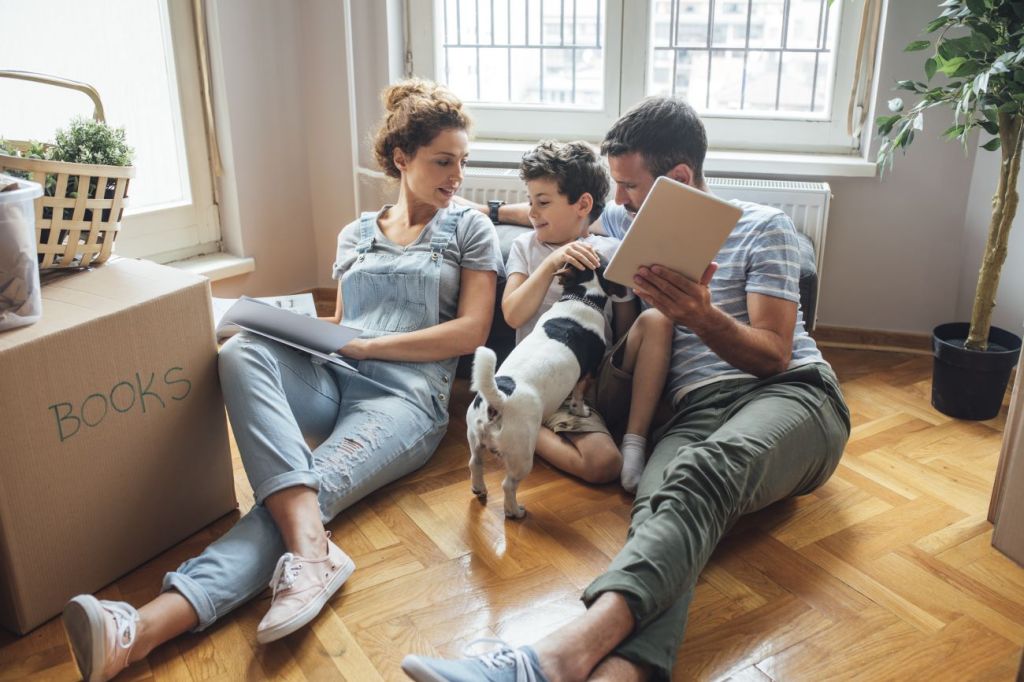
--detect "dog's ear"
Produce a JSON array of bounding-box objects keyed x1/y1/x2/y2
[
  {"x1": 594, "y1": 260, "x2": 630, "y2": 300},
  {"x1": 557, "y1": 264, "x2": 593, "y2": 289},
  {"x1": 605, "y1": 278, "x2": 630, "y2": 300}
]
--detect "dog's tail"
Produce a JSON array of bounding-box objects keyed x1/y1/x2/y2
[{"x1": 471, "y1": 346, "x2": 505, "y2": 409}]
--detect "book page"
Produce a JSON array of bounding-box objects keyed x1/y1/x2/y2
[
  {"x1": 215, "y1": 297, "x2": 362, "y2": 370},
  {"x1": 212, "y1": 293, "x2": 318, "y2": 329}
]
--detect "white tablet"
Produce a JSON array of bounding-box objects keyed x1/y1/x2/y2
[{"x1": 604, "y1": 176, "x2": 743, "y2": 287}]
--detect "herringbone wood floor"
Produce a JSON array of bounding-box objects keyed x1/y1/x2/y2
[{"x1": 2, "y1": 348, "x2": 1023, "y2": 681}]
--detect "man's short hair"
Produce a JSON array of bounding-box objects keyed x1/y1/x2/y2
[
  {"x1": 600, "y1": 97, "x2": 707, "y2": 184},
  {"x1": 519, "y1": 140, "x2": 609, "y2": 223}
]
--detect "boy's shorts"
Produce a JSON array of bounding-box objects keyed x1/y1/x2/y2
[{"x1": 542, "y1": 333, "x2": 633, "y2": 440}]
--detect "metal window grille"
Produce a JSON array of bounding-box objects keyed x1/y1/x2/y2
[
  {"x1": 440, "y1": 0, "x2": 605, "y2": 107},
  {"x1": 648, "y1": 0, "x2": 839, "y2": 116}
]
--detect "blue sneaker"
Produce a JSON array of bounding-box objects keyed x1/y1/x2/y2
[{"x1": 401, "y1": 639, "x2": 549, "y2": 682}]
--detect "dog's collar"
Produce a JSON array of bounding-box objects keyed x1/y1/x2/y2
[{"x1": 558, "y1": 293, "x2": 605, "y2": 311}]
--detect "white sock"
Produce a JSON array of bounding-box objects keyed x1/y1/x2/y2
[{"x1": 620, "y1": 433, "x2": 647, "y2": 494}]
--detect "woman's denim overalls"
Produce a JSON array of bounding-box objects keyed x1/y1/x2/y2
[{"x1": 162, "y1": 207, "x2": 468, "y2": 630}]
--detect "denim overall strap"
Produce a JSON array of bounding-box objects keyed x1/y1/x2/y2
[
  {"x1": 424, "y1": 205, "x2": 469, "y2": 389},
  {"x1": 354, "y1": 211, "x2": 377, "y2": 256},
  {"x1": 429, "y1": 205, "x2": 468, "y2": 261},
  {"x1": 339, "y1": 206, "x2": 468, "y2": 424}
]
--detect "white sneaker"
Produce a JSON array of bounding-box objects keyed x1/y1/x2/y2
[{"x1": 62, "y1": 595, "x2": 139, "y2": 682}]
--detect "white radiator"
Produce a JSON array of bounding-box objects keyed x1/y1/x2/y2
[
  {"x1": 460, "y1": 170, "x2": 831, "y2": 277},
  {"x1": 460, "y1": 170, "x2": 832, "y2": 323}
]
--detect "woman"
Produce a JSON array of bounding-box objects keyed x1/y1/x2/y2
[{"x1": 60, "y1": 79, "x2": 501, "y2": 682}]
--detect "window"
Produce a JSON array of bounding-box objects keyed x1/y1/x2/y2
[
  {"x1": 0, "y1": 0, "x2": 219, "y2": 263},
  {"x1": 408, "y1": 0, "x2": 626, "y2": 140},
  {"x1": 439, "y1": 0, "x2": 606, "y2": 108},
  {"x1": 408, "y1": 0, "x2": 874, "y2": 154}
]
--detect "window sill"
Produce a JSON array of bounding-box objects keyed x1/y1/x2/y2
[
  {"x1": 469, "y1": 140, "x2": 878, "y2": 178},
  {"x1": 167, "y1": 252, "x2": 255, "y2": 282}
]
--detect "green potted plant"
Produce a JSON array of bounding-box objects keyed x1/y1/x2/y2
[
  {"x1": 875, "y1": 0, "x2": 1023, "y2": 420},
  {"x1": 0, "y1": 116, "x2": 135, "y2": 269}
]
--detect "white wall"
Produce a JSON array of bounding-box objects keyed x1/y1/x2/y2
[
  {"x1": 956, "y1": 145, "x2": 1024, "y2": 336},
  {"x1": 206, "y1": 0, "x2": 357, "y2": 297},
  {"x1": 804, "y1": 0, "x2": 978, "y2": 333},
  {"x1": 300, "y1": 0, "x2": 360, "y2": 289}
]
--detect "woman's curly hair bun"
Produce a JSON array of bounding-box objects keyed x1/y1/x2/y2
[{"x1": 373, "y1": 79, "x2": 471, "y2": 178}]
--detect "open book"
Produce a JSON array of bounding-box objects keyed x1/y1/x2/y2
[{"x1": 214, "y1": 296, "x2": 362, "y2": 371}]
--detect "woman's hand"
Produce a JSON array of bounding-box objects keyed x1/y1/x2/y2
[
  {"x1": 544, "y1": 240, "x2": 600, "y2": 275},
  {"x1": 339, "y1": 337, "x2": 374, "y2": 360}
]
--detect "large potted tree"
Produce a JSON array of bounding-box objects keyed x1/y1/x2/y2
[{"x1": 876, "y1": 0, "x2": 1023, "y2": 420}]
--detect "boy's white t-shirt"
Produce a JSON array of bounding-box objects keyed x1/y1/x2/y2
[{"x1": 505, "y1": 231, "x2": 635, "y2": 344}]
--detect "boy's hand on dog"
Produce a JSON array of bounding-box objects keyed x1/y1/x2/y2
[
  {"x1": 633, "y1": 262, "x2": 719, "y2": 330},
  {"x1": 545, "y1": 240, "x2": 600, "y2": 276}
]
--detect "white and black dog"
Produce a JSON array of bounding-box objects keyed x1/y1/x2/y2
[{"x1": 466, "y1": 259, "x2": 629, "y2": 518}]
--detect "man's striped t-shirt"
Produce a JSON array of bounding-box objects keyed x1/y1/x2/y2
[{"x1": 598, "y1": 201, "x2": 826, "y2": 405}]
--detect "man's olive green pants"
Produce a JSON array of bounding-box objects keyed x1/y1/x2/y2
[{"x1": 581, "y1": 363, "x2": 851, "y2": 680}]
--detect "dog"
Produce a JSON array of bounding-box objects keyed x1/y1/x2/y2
[{"x1": 466, "y1": 260, "x2": 629, "y2": 518}]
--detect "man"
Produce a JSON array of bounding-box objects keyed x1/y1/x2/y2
[{"x1": 403, "y1": 96, "x2": 851, "y2": 681}]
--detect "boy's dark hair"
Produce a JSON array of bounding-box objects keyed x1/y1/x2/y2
[
  {"x1": 600, "y1": 97, "x2": 707, "y2": 184},
  {"x1": 519, "y1": 140, "x2": 609, "y2": 222}
]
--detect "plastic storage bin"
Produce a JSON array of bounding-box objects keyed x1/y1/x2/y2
[{"x1": 0, "y1": 174, "x2": 44, "y2": 331}]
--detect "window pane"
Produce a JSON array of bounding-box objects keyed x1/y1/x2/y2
[
  {"x1": 677, "y1": 0, "x2": 711, "y2": 48},
  {"x1": 0, "y1": 0, "x2": 190, "y2": 212},
  {"x1": 446, "y1": 47, "x2": 481, "y2": 100},
  {"x1": 742, "y1": 50, "x2": 781, "y2": 111},
  {"x1": 706, "y1": 50, "x2": 744, "y2": 111},
  {"x1": 675, "y1": 50, "x2": 710, "y2": 107},
  {"x1": 786, "y1": 0, "x2": 828, "y2": 49},
  {"x1": 438, "y1": 0, "x2": 605, "y2": 108},
  {"x1": 778, "y1": 51, "x2": 816, "y2": 112},
  {"x1": 710, "y1": 1, "x2": 747, "y2": 48},
  {"x1": 478, "y1": 48, "x2": 511, "y2": 101},
  {"x1": 648, "y1": 0, "x2": 839, "y2": 117},
  {"x1": 509, "y1": 48, "x2": 543, "y2": 103},
  {"x1": 575, "y1": 48, "x2": 604, "y2": 107},
  {"x1": 749, "y1": 0, "x2": 786, "y2": 48},
  {"x1": 648, "y1": 48, "x2": 677, "y2": 96}
]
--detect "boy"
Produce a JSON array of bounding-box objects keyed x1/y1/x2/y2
[{"x1": 503, "y1": 140, "x2": 673, "y2": 492}]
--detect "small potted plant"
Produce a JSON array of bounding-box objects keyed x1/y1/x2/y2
[
  {"x1": 0, "y1": 71, "x2": 135, "y2": 269},
  {"x1": 875, "y1": 0, "x2": 1023, "y2": 420}
]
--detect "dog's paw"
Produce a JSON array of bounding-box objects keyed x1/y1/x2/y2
[
  {"x1": 472, "y1": 487, "x2": 488, "y2": 502},
  {"x1": 504, "y1": 505, "x2": 526, "y2": 520}
]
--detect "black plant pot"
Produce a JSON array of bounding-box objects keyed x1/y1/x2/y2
[{"x1": 932, "y1": 322, "x2": 1021, "y2": 420}]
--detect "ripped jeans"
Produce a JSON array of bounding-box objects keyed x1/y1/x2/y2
[{"x1": 162, "y1": 334, "x2": 446, "y2": 631}]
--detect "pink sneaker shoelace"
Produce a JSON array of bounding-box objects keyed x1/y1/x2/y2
[
  {"x1": 269, "y1": 553, "x2": 304, "y2": 597},
  {"x1": 106, "y1": 602, "x2": 139, "y2": 651}
]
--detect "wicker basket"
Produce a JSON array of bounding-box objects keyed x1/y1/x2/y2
[{"x1": 0, "y1": 71, "x2": 135, "y2": 269}]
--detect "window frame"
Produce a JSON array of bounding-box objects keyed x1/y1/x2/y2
[
  {"x1": 407, "y1": 0, "x2": 627, "y2": 141},
  {"x1": 408, "y1": 0, "x2": 871, "y2": 155},
  {"x1": 108, "y1": 0, "x2": 221, "y2": 264}
]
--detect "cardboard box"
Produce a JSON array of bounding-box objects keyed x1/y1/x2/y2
[
  {"x1": 0, "y1": 258, "x2": 237, "y2": 634},
  {"x1": 992, "y1": 362, "x2": 1023, "y2": 566}
]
